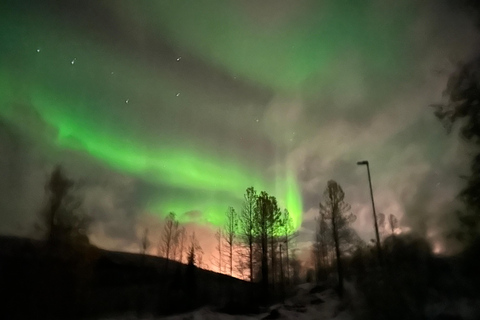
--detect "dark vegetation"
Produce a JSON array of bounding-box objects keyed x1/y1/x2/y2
[
  {"x1": 346, "y1": 234, "x2": 480, "y2": 320},
  {"x1": 307, "y1": 35, "x2": 480, "y2": 317},
  {"x1": 310, "y1": 182, "x2": 480, "y2": 319},
  {"x1": 0, "y1": 167, "x2": 258, "y2": 319},
  {"x1": 0, "y1": 235, "x2": 256, "y2": 319},
  {"x1": 0, "y1": 167, "x2": 299, "y2": 319},
  {"x1": 211, "y1": 186, "x2": 300, "y2": 305}
]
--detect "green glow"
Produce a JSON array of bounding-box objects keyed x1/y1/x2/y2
[
  {"x1": 1, "y1": 88, "x2": 302, "y2": 228},
  {"x1": 0, "y1": 42, "x2": 303, "y2": 230},
  {"x1": 3, "y1": 89, "x2": 302, "y2": 228},
  {"x1": 1, "y1": 1, "x2": 420, "y2": 234},
  {"x1": 119, "y1": 1, "x2": 415, "y2": 92}
]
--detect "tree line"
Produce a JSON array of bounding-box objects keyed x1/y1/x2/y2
[
  {"x1": 150, "y1": 212, "x2": 203, "y2": 271},
  {"x1": 311, "y1": 180, "x2": 399, "y2": 297},
  {"x1": 209, "y1": 187, "x2": 298, "y2": 299},
  {"x1": 39, "y1": 166, "x2": 301, "y2": 292}
]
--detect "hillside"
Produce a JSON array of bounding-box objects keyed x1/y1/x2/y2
[{"x1": 0, "y1": 235, "x2": 256, "y2": 319}]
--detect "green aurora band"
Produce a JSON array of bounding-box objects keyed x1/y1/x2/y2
[
  {"x1": 0, "y1": 83, "x2": 303, "y2": 229},
  {"x1": 1, "y1": 0, "x2": 419, "y2": 232},
  {"x1": 0, "y1": 7, "x2": 303, "y2": 229},
  {"x1": 0, "y1": 78, "x2": 303, "y2": 229}
]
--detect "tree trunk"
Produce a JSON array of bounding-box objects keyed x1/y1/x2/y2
[
  {"x1": 270, "y1": 235, "x2": 275, "y2": 289},
  {"x1": 165, "y1": 243, "x2": 170, "y2": 272},
  {"x1": 249, "y1": 240, "x2": 253, "y2": 282},
  {"x1": 229, "y1": 242, "x2": 233, "y2": 276},
  {"x1": 261, "y1": 242, "x2": 268, "y2": 296},
  {"x1": 285, "y1": 237, "x2": 289, "y2": 284},
  {"x1": 280, "y1": 244, "x2": 285, "y2": 301},
  {"x1": 331, "y1": 206, "x2": 344, "y2": 297}
]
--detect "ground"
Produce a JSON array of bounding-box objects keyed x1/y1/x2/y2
[{"x1": 99, "y1": 283, "x2": 353, "y2": 320}]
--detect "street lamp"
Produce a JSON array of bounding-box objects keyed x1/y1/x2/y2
[{"x1": 357, "y1": 160, "x2": 382, "y2": 258}]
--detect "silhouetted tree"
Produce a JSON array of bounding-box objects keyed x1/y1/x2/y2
[
  {"x1": 255, "y1": 191, "x2": 271, "y2": 294},
  {"x1": 352, "y1": 234, "x2": 432, "y2": 320},
  {"x1": 281, "y1": 209, "x2": 294, "y2": 284},
  {"x1": 224, "y1": 206, "x2": 237, "y2": 276},
  {"x1": 185, "y1": 231, "x2": 202, "y2": 299},
  {"x1": 187, "y1": 231, "x2": 203, "y2": 267},
  {"x1": 39, "y1": 165, "x2": 90, "y2": 248},
  {"x1": 237, "y1": 187, "x2": 294, "y2": 288},
  {"x1": 267, "y1": 195, "x2": 281, "y2": 287},
  {"x1": 140, "y1": 228, "x2": 149, "y2": 255},
  {"x1": 313, "y1": 210, "x2": 332, "y2": 281},
  {"x1": 319, "y1": 180, "x2": 355, "y2": 297},
  {"x1": 289, "y1": 250, "x2": 302, "y2": 285},
  {"x1": 239, "y1": 187, "x2": 257, "y2": 281},
  {"x1": 36, "y1": 166, "x2": 93, "y2": 317},
  {"x1": 211, "y1": 228, "x2": 224, "y2": 273},
  {"x1": 377, "y1": 213, "x2": 386, "y2": 238},
  {"x1": 158, "y1": 212, "x2": 179, "y2": 271},
  {"x1": 171, "y1": 227, "x2": 181, "y2": 264},
  {"x1": 433, "y1": 58, "x2": 480, "y2": 240},
  {"x1": 389, "y1": 214, "x2": 399, "y2": 235},
  {"x1": 176, "y1": 227, "x2": 186, "y2": 263},
  {"x1": 234, "y1": 245, "x2": 250, "y2": 280}
]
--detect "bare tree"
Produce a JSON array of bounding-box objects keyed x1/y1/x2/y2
[
  {"x1": 319, "y1": 211, "x2": 331, "y2": 266},
  {"x1": 433, "y1": 58, "x2": 480, "y2": 240},
  {"x1": 289, "y1": 249, "x2": 302, "y2": 285},
  {"x1": 39, "y1": 165, "x2": 90, "y2": 248},
  {"x1": 281, "y1": 209, "x2": 294, "y2": 284},
  {"x1": 234, "y1": 246, "x2": 250, "y2": 280},
  {"x1": 313, "y1": 211, "x2": 332, "y2": 281},
  {"x1": 176, "y1": 227, "x2": 186, "y2": 263},
  {"x1": 224, "y1": 206, "x2": 238, "y2": 276},
  {"x1": 389, "y1": 214, "x2": 399, "y2": 235},
  {"x1": 239, "y1": 187, "x2": 257, "y2": 282},
  {"x1": 158, "y1": 212, "x2": 179, "y2": 271},
  {"x1": 319, "y1": 180, "x2": 355, "y2": 297},
  {"x1": 141, "y1": 228, "x2": 149, "y2": 255},
  {"x1": 211, "y1": 228, "x2": 224, "y2": 273},
  {"x1": 171, "y1": 225, "x2": 182, "y2": 264}
]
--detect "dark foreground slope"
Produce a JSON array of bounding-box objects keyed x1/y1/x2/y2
[{"x1": 0, "y1": 236, "x2": 257, "y2": 319}]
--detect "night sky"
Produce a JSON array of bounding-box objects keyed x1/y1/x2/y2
[{"x1": 1, "y1": 0, "x2": 479, "y2": 258}]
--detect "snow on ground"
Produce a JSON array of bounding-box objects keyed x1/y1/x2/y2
[{"x1": 100, "y1": 283, "x2": 352, "y2": 320}]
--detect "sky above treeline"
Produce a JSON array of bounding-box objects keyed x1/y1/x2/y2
[{"x1": 1, "y1": 0, "x2": 479, "y2": 257}]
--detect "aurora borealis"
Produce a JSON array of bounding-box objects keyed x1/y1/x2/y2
[
  {"x1": 1, "y1": 0, "x2": 306, "y2": 229},
  {"x1": 1, "y1": 0, "x2": 480, "y2": 254}
]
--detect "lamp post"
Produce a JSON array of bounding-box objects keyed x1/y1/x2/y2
[{"x1": 357, "y1": 160, "x2": 382, "y2": 259}]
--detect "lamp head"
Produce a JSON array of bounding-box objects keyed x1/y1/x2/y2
[{"x1": 357, "y1": 160, "x2": 368, "y2": 165}]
